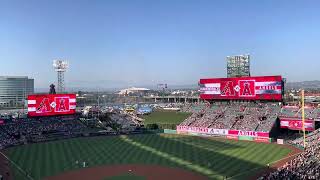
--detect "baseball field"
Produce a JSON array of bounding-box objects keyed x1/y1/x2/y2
[
  {"x1": 142, "y1": 110, "x2": 192, "y2": 129},
  {"x1": 4, "y1": 133, "x2": 294, "y2": 180}
]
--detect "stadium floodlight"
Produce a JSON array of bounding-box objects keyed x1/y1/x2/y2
[
  {"x1": 53, "y1": 60, "x2": 69, "y2": 93},
  {"x1": 226, "y1": 54, "x2": 250, "y2": 78}
]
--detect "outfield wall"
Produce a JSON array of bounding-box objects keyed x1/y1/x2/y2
[{"x1": 176, "y1": 126, "x2": 272, "y2": 143}]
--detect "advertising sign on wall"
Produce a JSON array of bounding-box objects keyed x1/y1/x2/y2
[
  {"x1": 176, "y1": 126, "x2": 228, "y2": 136},
  {"x1": 228, "y1": 130, "x2": 269, "y2": 138},
  {"x1": 280, "y1": 118, "x2": 315, "y2": 131}
]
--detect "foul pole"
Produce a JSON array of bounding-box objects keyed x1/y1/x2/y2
[{"x1": 301, "y1": 90, "x2": 306, "y2": 149}]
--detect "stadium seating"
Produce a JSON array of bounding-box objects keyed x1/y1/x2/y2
[
  {"x1": 280, "y1": 106, "x2": 320, "y2": 119},
  {"x1": 259, "y1": 129, "x2": 320, "y2": 180},
  {"x1": 108, "y1": 113, "x2": 142, "y2": 130},
  {"x1": 0, "y1": 116, "x2": 88, "y2": 149},
  {"x1": 179, "y1": 102, "x2": 280, "y2": 132},
  {"x1": 0, "y1": 110, "x2": 143, "y2": 149}
]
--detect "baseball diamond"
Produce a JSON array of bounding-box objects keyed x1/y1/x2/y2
[{"x1": 1, "y1": 134, "x2": 298, "y2": 180}]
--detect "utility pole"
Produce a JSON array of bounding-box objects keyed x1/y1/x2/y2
[{"x1": 301, "y1": 90, "x2": 306, "y2": 149}]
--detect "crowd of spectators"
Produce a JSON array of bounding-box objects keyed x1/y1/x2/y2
[
  {"x1": 259, "y1": 129, "x2": 320, "y2": 180},
  {"x1": 280, "y1": 106, "x2": 320, "y2": 119},
  {"x1": 231, "y1": 103, "x2": 280, "y2": 132},
  {"x1": 0, "y1": 116, "x2": 88, "y2": 149},
  {"x1": 108, "y1": 113, "x2": 142, "y2": 130},
  {"x1": 179, "y1": 102, "x2": 280, "y2": 132}
]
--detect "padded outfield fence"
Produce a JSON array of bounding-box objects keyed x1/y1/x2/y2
[{"x1": 175, "y1": 126, "x2": 272, "y2": 143}]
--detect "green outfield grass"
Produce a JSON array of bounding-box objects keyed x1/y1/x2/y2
[
  {"x1": 143, "y1": 111, "x2": 191, "y2": 124},
  {"x1": 103, "y1": 174, "x2": 146, "y2": 180},
  {"x1": 6, "y1": 134, "x2": 291, "y2": 180}
]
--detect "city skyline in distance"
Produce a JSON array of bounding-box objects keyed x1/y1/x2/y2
[{"x1": 1, "y1": 0, "x2": 320, "y2": 89}]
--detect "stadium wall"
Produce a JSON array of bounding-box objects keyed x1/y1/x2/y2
[
  {"x1": 176, "y1": 126, "x2": 272, "y2": 143},
  {"x1": 164, "y1": 129, "x2": 177, "y2": 134}
]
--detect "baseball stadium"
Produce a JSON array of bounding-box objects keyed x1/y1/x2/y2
[{"x1": 0, "y1": 55, "x2": 319, "y2": 180}]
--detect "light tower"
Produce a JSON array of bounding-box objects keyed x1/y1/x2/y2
[
  {"x1": 226, "y1": 54, "x2": 250, "y2": 77},
  {"x1": 53, "y1": 60, "x2": 69, "y2": 93}
]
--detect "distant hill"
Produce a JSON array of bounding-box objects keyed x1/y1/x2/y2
[
  {"x1": 34, "y1": 84, "x2": 199, "y2": 93},
  {"x1": 285, "y1": 80, "x2": 320, "y2": 90},
  {"x1": 34, "y1": 81, "x2": 320, "y2": 93}
]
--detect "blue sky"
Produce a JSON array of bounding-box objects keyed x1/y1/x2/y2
[{"x1": 0, "y1": 0, "x2": 319, "y2": 89}]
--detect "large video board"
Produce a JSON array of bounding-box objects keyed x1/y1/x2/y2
[
  {"x1": 28, "y1": 94, "x2": 76, "y2": 117},
  {"x1": 199, "y1": 76, "x2": 283, "y2": 101}
]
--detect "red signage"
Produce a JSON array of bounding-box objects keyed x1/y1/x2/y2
[
  {"x1": 280, "y1": 118, "x2": 315, "y2": 131},
  {"x1": 199, "y1": 76, "x2": 282, "y2": 100},
  {"x1": 228, "y1": 130, "x2": 269, "y2": 138},
  {"x1": 0, "y1": 120, "x2": 4, "y2": 125},
  {"x1": 254, "y1": 137, "x2": 270, "y2": 143},
  {"x1": 28, "y1": 94, "x2": 76, "y2": 117}
]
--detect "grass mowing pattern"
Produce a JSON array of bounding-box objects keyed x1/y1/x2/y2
[
  {"x1": 103, "y1": 173, "x2": 146, "y2": 180},
  {"x1": 6, "y1": 134, "x2": 291, "y2": 180},
  {"x1": 143, "y1": 111, "x2": 191, "y2": 124}
]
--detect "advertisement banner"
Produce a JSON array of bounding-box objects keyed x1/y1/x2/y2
[
  {"x1": 226, "y1": 136, "x2": 239, "y2": 140},
  {"x1": 239, "y1": 136, "x2": 254, "y2": 141},
  {"x1": 176, "y1": 126, "x2": 228, "y2": 136},
  {"x1": 280, "y1": 118, "x2": 315, "y2": 131},
  {"x1": 228, "y1": 130, "x2": 269, "y2": 138},
  {"x1": 199, "y1": 76, "x2": 282, "y2": 100},
  {"x1": 164, "y1": 129, "x2": 177, "y2": 134},
  {"x1": 28, "y1": 94, "x2": 76, "y2": 117},
  {"x1": 207, "y1": 128, "x2": 229, "y2": 136},
  {"x1": 176, "y1": 126, "x2": 209, "y2": 134},
  {"x1": 177, "y1": 126, "x2": 271, "y2": 141},
  {"x1": 277, "y1": 139, "x2": 284, "y2": 145},
  {"x1": 255, "y1": 137, "x2": 271, "y2": 143}
]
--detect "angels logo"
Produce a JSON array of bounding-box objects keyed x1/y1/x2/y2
[
  {"x1": 289, "y1": 121, "x2": 303, "y2": 129},
  {"x1": 28, "y1": 94, "x2": 76, "y2": 117},
  {"x1": 55, "y1": 97, "x2": 70, "y2": 112},
  {"x1": 239, "y1": 80, "x2": 255, "y2": 97},
  {"x1": 220, "y1": 81, "x2": 235, "y2": 96},
  {"x1": 36, "y1": 98, "x2": 52, "y2": 113}
]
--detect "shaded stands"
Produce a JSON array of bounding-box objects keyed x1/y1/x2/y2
[
  {"x1": 108, "y1": 113, "x2": 143, "y2": 131},
  {"x1": 0, "y1": 112, "x2": 144, "y2": 150},
  {"x1": 0, "y1": 116, "x2": 88, "y2": 149},
  {"x1": 259, "y1": 129, "x2": 320, "y2": 180}
]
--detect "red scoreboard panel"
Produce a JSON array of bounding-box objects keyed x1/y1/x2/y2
[
  {"x1": 28, "y1": 94, "x2": 76, "y2": 117},
  {"x1": 280, "y1": 118, "x2": 315, "y2": 131},
  {"x1": 199, "y1": 76, "x2": 283, "y2": 101}
]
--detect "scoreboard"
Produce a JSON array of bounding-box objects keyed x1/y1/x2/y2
[
  {"x1": 199, "y1": 76, "x2": 283, "y2": 101},
  {"x1": 28, "y1": 94, "x2": 76, "y2": 117}
]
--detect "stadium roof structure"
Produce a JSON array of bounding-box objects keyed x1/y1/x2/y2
[{"x1": 117, "y1": 87, "x2": 150, "y2": 95}]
